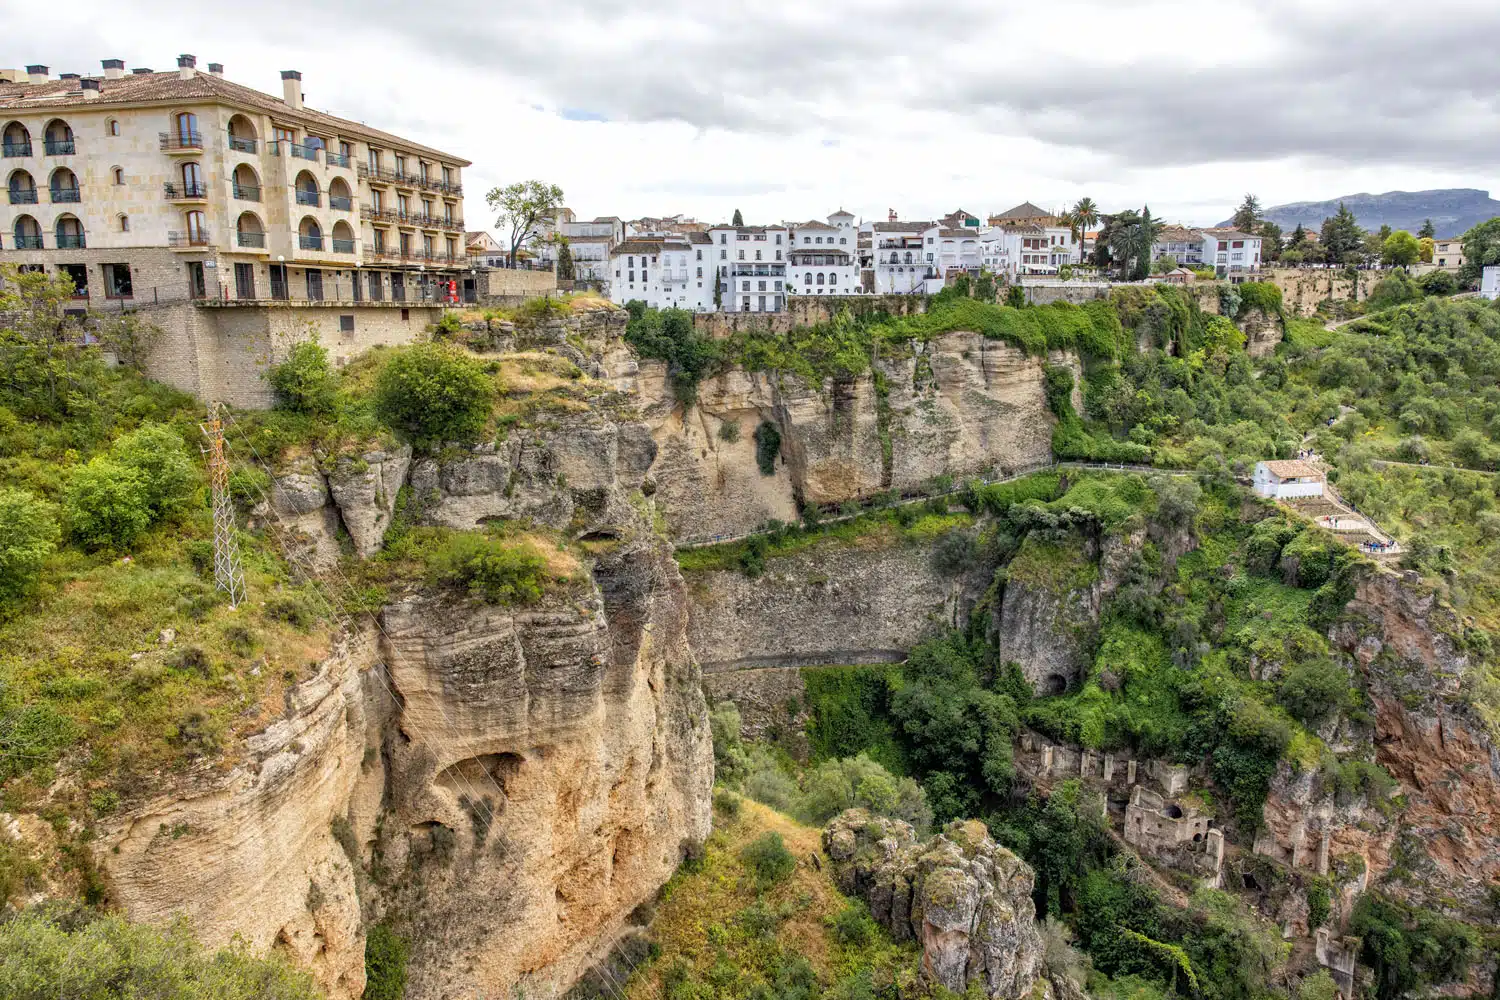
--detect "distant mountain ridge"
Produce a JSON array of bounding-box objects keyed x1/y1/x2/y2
[{"x1": 1215, "y1": 188, "x2": 1500, "y2": 238}]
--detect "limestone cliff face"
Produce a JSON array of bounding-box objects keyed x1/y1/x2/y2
[
  {"x1": 620, "y1": 333, "x2": 1062, "y2": 541},
  {"x1": 824, "y1": 809, "x2": 1047, "y2": 1000},
  {"x1": 1237, "y1": 308, "x2": 1284, "y2": 358}
]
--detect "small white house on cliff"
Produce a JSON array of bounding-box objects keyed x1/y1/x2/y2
[{"x1": 1253, "y1": 460, "x2": 1326, "y2": 500}]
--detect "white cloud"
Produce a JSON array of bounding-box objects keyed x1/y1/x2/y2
[{"x1": 4, "y1": 0, "x2": 1497, "y2": 226}]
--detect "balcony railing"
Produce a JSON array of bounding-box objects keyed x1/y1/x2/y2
[
  {"x1": 329, "y1": 195, "x2": 352, "y2": 211},
  {"x1": 327, "y1": 150, "x2": 350, "y2": 168},
  {"x1": 295, "y1": 189, "x2": 320, "y2": 206},
  {"x1": 50, "y1": 187, "x2": 81, "y2": 203},
  {"x1": 8, "y1": 188, "x2": 37, "y2": 204},
  {"x1": 236, "y1": 230, "x2": 266, "y2": 248},
  {"x1": 159, "y1": 131, "x2": 204, "y2": 151},
  {"x1": 299, "y1": 235, "x2": 325, "y2": 250},
  {"x1": 163, "y1": 182, "x2": 207, "y2": 200},
  {"x1": 232, "y1": 182, "x2": 260, "y2": 201},
  {"x1": 2, "y1": 142, "x2": 32, "y2": 157},
  {"x1": 331, "y1": 238, "x2": 356, "y2": 254},
  {"x1": 56, "y1": 233, "x2": 86, "y2": 249},
  {"x1": 356, "y1": 162, "x2": 461, "y2": 196},
  {"x1": 290, "y1": 142, "x2": 319, "y2": 160},
  {"x1": 14, "y1": 235, "x2": 44, "y2": 249},
  {"x1": 168, "y1": 230, "x2": 211, "y2": 247},
  {"x1": 228, "y1": 134, "x2": 257, "y2": 153},
  {"x1": 43, "y1": 138, "x2": 75, "y2": 155}
]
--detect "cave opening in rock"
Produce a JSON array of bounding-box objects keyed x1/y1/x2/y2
[
  {"x1": 1164, "y1": 804, "x2": 1184, "y2": 819},
  {"x1": 1043, "y1": 673, "x2": 1068, "y2": 696}
]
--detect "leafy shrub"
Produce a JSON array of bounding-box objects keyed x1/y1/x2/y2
[
  {"x1": 0, "y1": 702, "x2": 78, "y2": 781},
  {"x1": 1305, "y1": 877, "x2": 1331, "y2": 929},
  {"x1": 427, "y1": 532, "x2": 550, "y2": 604},
  {"x1": 1298, "y1": 970, "x2": 1340, "y2": 1000},
  {"x1": 1042, "y1": 364, "x2": 1075, "y2": 418},
  {"x1": 0, "y1": 487, "x2": 58, "y2": 606},
  {"x1": 743, "y1": 752, "x2": 800, "y2": 813},
  {"x1": 709, "y1": 700, "x2": 748, "y2": 783},
  {"x1": 829, "y1": 901, "x2": 879, "y2": 947},
  {"x1": 63, "y1": 457, "x2": 151, "y2": 550},
  {"x1": 625, "y1": 307, "x2": 722, "y2": 403},
  {"x1": 717, "y1": 419, "x2": 741, "y2": 443},
  {"x1": 266, "y1": 338, "x2": 337, "y2": 415},
  {"x1": 1277, "y1": 659, "x2": 1351, "y2": 725},
  {"x1": 1350, "y1": 893, "x2": 1477, "y2": 1000},
  {"x1": 798, "y1": 753, "x2": 932, "y2": 832},
  {"x1": 754, "y1": 421, "x2": 782, "y2": 476},
  {"x1": 363, "y1": 923, "x2": 409, "y2": 1000},
  {"x1": 0, "y1": 910, "x2": 321, "y2": 1000},
  {"x1": 712, "y1": 787, "x2": 742, "y2": 817},
  {"x1": 374, "y1": 343, "x2": 493, "y2": 448},
  {"x1": 1416, "y1": 270, "x2": 1458, "y2": 296},
  {"x1": 739, "y1": 831, "x2": 796, "y2": 888},
  {"x1": 111, "y1": 423, "x2": 198, "y2": 519}
]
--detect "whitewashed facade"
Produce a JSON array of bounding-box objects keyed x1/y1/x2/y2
[
  {"x1": 790, "y1": 214, "x2": 860, "y2": 296},
  {"x1": 1481, "y1": 265, "x2": 1499, "y2": 301},
  {"x1": 1253, "y1": 460, "x2": 1326, "y2": 500},
  {"x1": 710, "y1": 224, "x2": 788, "y2": 312},
  {"x1": 608, "y1": 233, "x2": 715, "y2": 312}
]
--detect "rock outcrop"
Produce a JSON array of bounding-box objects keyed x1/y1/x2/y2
[{"x1": 823, "y1": 809, "x2": 1045, "y2": 999}]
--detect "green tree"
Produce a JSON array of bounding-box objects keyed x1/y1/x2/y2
[
  {"x1": 1319, "y1": 203, "x2": 1364, "y2": 265},
  {"x1": 740, "y1": 832, "x2": 795, "y2": 888},
  {"x1": 1381, "y1": 230, "x2": 1421, "y2": 269},
  {"x1": 1458, "y1": 216, "x2": 1500, "y2": 286},
  {"x1": 63, "y1": 456, "x2": 152, "y2": 550},
  {"x1": 0, "y1": 487, "x2": 58, "y2": 606},
  {"x1": 374, "y1": 343, "x2": 493, "y2": 448},
  {"x1": 555, "y1": 237, "x2": 575, "y2": 280},
  {"x1": 1106, "y1": 207, "x2": 1164, "y2": 281},
  {"x1": 1417, "y1": 269, "x2": 1456, "y2": 296},
  {"x1": 364, "y1": 923, "x2": 409, "y2": 1000},
  {"x1": 732, "y1": 208, "x2": 744, "y2": 226},
  {"x1": 1286, "y1": 223, "x2": 1309, "y2": 251},
  {"x1": 1418, "y1": 218, "x2": 1436, "y2": 240},
  {"x1": 1259, "y1": 220, "x2": 1283, "y2": 262},
  {"x1": 266, "y1": 336, "x2": 337, "y2": 414},
  {"x1": 1071, "y1": 196, "x2": 1100, "y2": 245},
  {"x1": 111, "y1": 423, "x2": 198, "y2": 519},
  {"x1": 484, "y1": 179, "x2": 564, "y2": 268},
  {"x1": 1418, "y1": 236, "x2": 1435, "y2": 263},
  {"x1": 1231, "y1": 194, "x2": 1262, "y2": 232}
]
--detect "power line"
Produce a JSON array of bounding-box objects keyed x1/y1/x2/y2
[{"x1": 199, "y1": 400, "x2": 246, "y2": 608}]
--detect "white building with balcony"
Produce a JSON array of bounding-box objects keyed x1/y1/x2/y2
[
  {"x1": 864, "y1": 219, "x2": 936, "y2": 294},
  {"x1": 709, "y1": 223, "x2": 788, "y2": 312},
  {"x1": 1152, "y1": 227, "x2": 1261, "y2": 275},
  {"x1": 608, "y1": 234, "x2": 715, "y2": 312},
  {"x1": 925, "y1": 225, "x2": 983, "y2": 276},
  {"x1": 789, "y1": 213, "x2": 859, "y2": 296}
]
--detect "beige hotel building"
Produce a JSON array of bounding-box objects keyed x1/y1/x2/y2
[{"x1": 0, "y1": 56, "x2": 477, "y2": 405}]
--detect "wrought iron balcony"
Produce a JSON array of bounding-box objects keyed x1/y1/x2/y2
[
  {"x1": 14, "y1": 235, "x2": 44, "y2": 249},
  {"x1": 331, "y1": 238, "x2": 356, "y2": 254},
  {"x1": 295, "y1": 189, "x2": 320, "y2": 206},
  {"x1": 159, "y1": 131, "x2": 204, "y2": 151},
  {"x1": 329, "y1": 195, "x2": 352, "y2": 211},
  {"x1": 8, "y1": 188, "x2": 37, "y2": 204},
  {"x1": 50, "y1": 187, "x2": 81, "y2": 203},
  {"x1": 163, "y1": 182, "x2": 207, "y2": 200},
  {"x1": 2, "y1": 142, "x2": 32, "y2": 157},
  {"x1": 236, "y1": 231, "x2": 266, "y2": 248},
  {"x1": 299, "y1": 235, "x2": 324, "y2": 250},
  {"x1": 290, "y1": 142, "x2": 319, "y2": 160},
  {"x1": 228, "y1": 134, "x2": 257, "y2": 153},
  {"x1": 43, "y1": 138, "x2": 75, "y2": 155},
  {"x1": 168, "y1": 230, "x2": 211, "y2": 247},
  {"x1": 56, "y1": 233, "x2": 86, "y2": 248},
  {"x1": 232, "y1": 182, "x2": 260, "y2": 201}
]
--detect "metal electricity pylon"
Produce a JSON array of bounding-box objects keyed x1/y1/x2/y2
[{"x1": 200, "y1": 400, "x2": 246, "y2": 608}]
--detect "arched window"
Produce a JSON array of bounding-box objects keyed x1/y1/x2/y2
[
  {"x1": 181, "y1": 162, "x2": 204, "y2": 196},
  {"x1": 804, "y1": 273, "x2": 812, "y2": 285},
  {"x1": 226, "y1": 114, "x2": 258, "y2": 152},
  {"x1": 294, "y1": 170, "x2": 319, "y2": 206},
  {"x1": 2, "y1": 122, "x2": 31, "y2": 156},
  {"x1": 43, "y1": 119, "x2": 74, "y2": 155},
  {"x1": 890, "y1": 252, "x2": 899, "y2": 264},
  {"x1": 175, "y1": 112, "x2": 199, "y2": 144},
  {"x1": 7, "y1": 169, "x2": 36, "y2": 204},
  {"x1": 328, "y1": 177, "x2": 353, "y2": 211},
  {"x1": 232, "y1": 163, "x2": 260, "y2": 201},
  {"x1": 816, "y1": 272, "x2": 825, "y2": 285},
  {"x1": 815, "y1": 236, "x2": 823, "y2": 244},
  {"x1": 54, "y1": 214, "x2": 85, "y2": 248},
  {"x1": 829, "y1": 273, "x2": 837, "y2": 286},
  {"x1": 298, "y1": 216, "x2": 323, "y2": 250},
  {"x1": 49, "y1": 167, "x2": 80, "y2": 203},
  {"x1": 107, "y1": 119, "x2": 120, "y2": 136},
  {"x1": 235, "y1": 211, "x2": 265, "y2": 249},
  {"x1": 331, "y1": 220, "x2": 355, "y2": 253},
  {"x1": 12, "y1": 214, "x2": 42, "y2": 248},
  {"x1": 904, "y1": 252, "x2": 912, "y2": 264},
  {"x1": 185, "y1": 210, "x2": 206, "y2": 244},
  {"x1": 118, "y1": 214, "x2": 129, "y2": 232},
  {"x1": 111, "y1": 166, "x2": 124, "y2": 185}
]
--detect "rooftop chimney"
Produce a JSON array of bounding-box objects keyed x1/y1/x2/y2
[
  {"x1": 101, "y1": 58, "x2": 124, "y2": 80},
  {"x1": 177, "y1": 53, "x2": 196, "y2": 80},
  {"x1": 26, "y1": 64, "x2": 49, "y2": 85},
  {"x1": 81, "y1": 78, "x2": 101, "y2": 99},
  {"x1": 131, "y1": 68, "x2": 152, "y2": 75},
  {"x1": 60, "y1": 72, "x2": 80, "y2": 81},
  {"x1": 208, "y1": 62, "x2": 223, "y2": 77},
  {"x1": 280, "y1": 69, "x2": 302, "y2": 110},
  {"x1": 888, "y1": 208, "x2": 898, "y2": 222}
]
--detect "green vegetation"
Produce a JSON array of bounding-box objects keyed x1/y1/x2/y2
[
  {"x1": 424, "y1": 531, "x2": 554, "y2": 604},
  {"x1": 373, "y1": 341, "x2": 494, "y2": 448},
  {"x1": 363, "y1": 923, "x2": 409, "y2": 1000},
  {"x1": 266, "y1": 336, "x2": 338, "y2": 415},
  {"x1": 0, "y1": 487, "x2": 58, "y2": 605},
  {"x1": 1349, "y1": 893, "x2": 1479, "y2": 1000},
  {"x1": 0, "y1": 909, "x2": 321, "y2": 999},
  {"x1": 624, "y1": 303, "x2": 722, "y2": 404},
  {"x1": 739, "y1": 831, "x2": 797, "y2": 888}
]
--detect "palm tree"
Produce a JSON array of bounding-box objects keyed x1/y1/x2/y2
[{"x1": 1072, "y1": 197, "x2": 1100, "y2": 242}]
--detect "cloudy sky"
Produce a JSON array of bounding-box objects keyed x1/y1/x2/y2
[{"x1": 5, "y1": 0, "x2": 1498, "y2": 228}]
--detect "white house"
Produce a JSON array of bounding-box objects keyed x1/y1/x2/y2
[
  {"x1": 608, "y1": 233, "x2": 715, "y2": 312},
  {"x1": 1253, "y1": 460, "x2": 1326, "y2": 500},
  {"x1": 790, "y1": 214, "x2": 861, "y2": 296},
  {"x1": 709, "y1": 223, "x2": 789, "y2": 312},
  {"x1": 865, "y1": 219, "x2": 936, "y2": 294},
  {"x1": 925, "y1": 226, "x2": 984, "y2": 276},
  {"x1": 557, "y1": 216, "x2": 623, "y2": 284},
  {"x1": 1481, "y1": 265, "x2": 1499, "y2": 301},
  {"x1": 1202, "y1": 228, "x2": 1262, "y2": 274}
]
